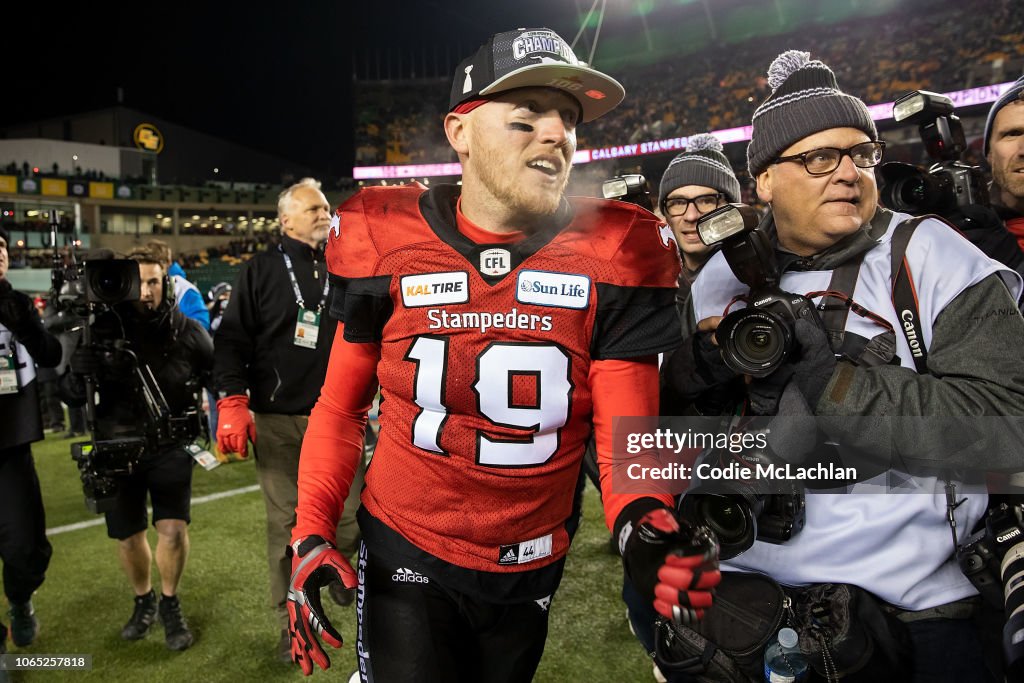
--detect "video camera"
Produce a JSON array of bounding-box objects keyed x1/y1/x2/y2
[
  {"x1": 956, "y1": 501, "x2": 1024, "y2": 678},
  {"x1": 879, "y1": 90, "x2": 988, "y2": 217},
  {"x1": 68, "y1": 343, "x2": 203, "y2": 514},
  {"x1": 52, "y1": 259, "x2": 142, "y2": 316},
  {"x1": 602, "y1": 174, "x2": 655, "y2": 213},
  {"x1": 694, "y1": 203, "x2": 820, "y2": 377}
]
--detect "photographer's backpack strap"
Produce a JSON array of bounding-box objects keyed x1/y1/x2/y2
[
  {"x1": 820, "y1": 253, "x2": 866, "y2": 353},
  {"x1": 889, "y1": 216, "x2": 930, "y2": 375}
]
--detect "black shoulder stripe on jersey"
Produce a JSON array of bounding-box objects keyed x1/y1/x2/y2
[
  {"x1": 592, "y1": 283, "x2": 679, "y2": 360},
  {"x1": 328, "y1": 273, "x2": 393, "y2": 343},
  {"x1": 418, "y1": 185, "x2": 575, "y2": 285}
]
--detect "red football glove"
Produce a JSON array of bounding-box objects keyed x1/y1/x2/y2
[
  {"x1": 216, "y1": 394, "x2": 256, "y2": 458},
  {"x1": 287, "y1": 535, "x2": 357, "y2": 676},
  {"x1": 623, "y1": 507, "x2": 721, "y2": 626}
]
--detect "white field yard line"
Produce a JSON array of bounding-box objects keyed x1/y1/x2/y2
[{"x1": 46, "y1": 484, "x2": 261, "y2": 536}]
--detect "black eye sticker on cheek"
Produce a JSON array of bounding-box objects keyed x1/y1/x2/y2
[{"x1": 508, "y1": 122, "x2": 534, "y2": 133}]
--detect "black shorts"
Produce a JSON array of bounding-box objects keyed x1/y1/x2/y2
[
  {"x1": 104, "y1": 447, "x2": 194, "y2": 540},
  {"x1": 353, "y1": 542, "x2": 554, "y2": 683}
]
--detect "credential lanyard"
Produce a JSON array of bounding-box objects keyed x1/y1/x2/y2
[{"x1": 280, "y1": 246, "x2": 329, "y2": 313}]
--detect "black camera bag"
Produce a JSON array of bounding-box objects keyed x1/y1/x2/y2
[
  {"x1": 654, "y1": 573, "x2": 913, "y2": 682},
  {"x1": 653, "y1": 571, "x2": 785, "y2": 682}
]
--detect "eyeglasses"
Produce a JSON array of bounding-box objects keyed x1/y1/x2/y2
[
  {"x1": 662, "y1": 193, "x2": 724, "y2": 217},
  {"x1": 773, "y1": 141, "x2": 886, "y2": 176}
]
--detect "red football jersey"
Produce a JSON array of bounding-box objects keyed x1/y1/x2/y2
[{"x1": 324, "y1": 184, "x2": 679, "y2": 575}]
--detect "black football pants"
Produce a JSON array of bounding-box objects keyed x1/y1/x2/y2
[
  {"x1": 353, "y1": 542, "x2": 553, "y2": 683},
  {"x1": 0, "y1": 444, "x2": 53, "y2": 604}
]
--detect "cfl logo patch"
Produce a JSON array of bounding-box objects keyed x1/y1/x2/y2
[{"x1": 480, "y1": 248, "x2": 511, "y2": 276}]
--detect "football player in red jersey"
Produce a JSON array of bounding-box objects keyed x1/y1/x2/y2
[{"x1": 287, "y1": 28, "x2": 721, "y2": 681}]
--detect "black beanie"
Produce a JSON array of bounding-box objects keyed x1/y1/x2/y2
[
  {"x1": 659, "y1": 133, "x2": 741, "y2": 207},
  {"x1": 747, "y1": 50, "x2": 876, "y2": 177}
]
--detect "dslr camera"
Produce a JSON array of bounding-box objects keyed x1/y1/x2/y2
[
  {"x1": 695, "y1": 203, "x2": 820, "y2": 377},
  {"x1": 956, "y1": 502, "x2": 1024, "y2": 678},
  {"x1": 677, "y1": 419, "x2": 806, "y2": 560},
  {"x1": 879, "y1": 90, "x2": 988, "y2": 217},
  {"x1": 602, "y1": 174, "x2": 654, "y2": 213}
]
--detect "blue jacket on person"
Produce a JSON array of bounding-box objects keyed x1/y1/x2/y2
[{"x1": 169, "y1": 262, "x2": 211, "y2": 331}]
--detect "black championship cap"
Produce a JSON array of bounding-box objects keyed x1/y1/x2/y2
[{"x1": 449, "y1": 27, "x2": 625, "y2": 122}]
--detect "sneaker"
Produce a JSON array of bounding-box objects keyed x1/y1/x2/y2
[
  {"x1": 327, "y1": 580, "x2": 355, "y2": 607},
  {"x1": 158, "y1": 594, "x2": 194, "y2": 651},
  {"x1": 8, "y1": 600, "x2": 39, "y2": 647},
  {"x1": 277, "y1": 628, "x2": 293, "y2": 663},
  {"x1": 121, "y1": 590, "x2": 157, "y2": 640}
]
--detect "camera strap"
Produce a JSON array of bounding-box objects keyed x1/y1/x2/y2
[
  {"x1": 889, "y1": 216, "x2": 929, "y2": 375},
  {"x1": 808, "y1": 216, "x2": 929, "y2": 373}
]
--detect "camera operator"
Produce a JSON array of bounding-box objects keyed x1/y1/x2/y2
[
  {"x1": 0, "y1": 226, "x2": 59, "y2": 655},
  {"x1": 663, "y1": 51, "x2": 1024, "y2": 682},
  {"x1": 62, "y1": 245, "x2": 212, "y2": 651},
  {"x1": 984, "y1": 72, "x2": 1024, "y2": 263}
]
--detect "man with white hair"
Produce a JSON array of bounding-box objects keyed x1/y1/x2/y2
[{"x1": 214, "y1": 178, "x2": 365, "y2": 661}]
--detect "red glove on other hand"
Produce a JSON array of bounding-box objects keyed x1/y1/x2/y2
[{"x1": 216, "y1": 394, "x2": 256, "y2": 458}]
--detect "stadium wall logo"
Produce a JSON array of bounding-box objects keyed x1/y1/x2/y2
[
  {"x1": 512, "y1": 31, "x2": 574, "y2": 63},
  {"x1": 400, "y1": 272, "x2": 469, "y2": 307},
  {"x1": 515, "y1": 270, "x2": 590, "y2": 309},
  {"x1": 479, "y1": 248, "x2": 510, "y2": 276}
]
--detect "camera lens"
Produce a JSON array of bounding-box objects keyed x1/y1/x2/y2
[
  {"x1": 717, "y1": 309, "x2": 793, "y2": 377},
  {"x1": 92, "y1": 266, "x2": 131, "y2": 301},
  {"x1": 698, "y1": 496, "x2": 748, "y2": 540},
  {"x1": 1003, "y1": 543, "x2": 1024, "y2": 678},
  {"x1": 680, "y1": 493, "x2": 759, "y2": 560}
]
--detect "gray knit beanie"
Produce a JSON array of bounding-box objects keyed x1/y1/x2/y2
[
  {"x1": 983, "y1": 73, "x2": 1024, "y2": 156},
  {"x1": 659, "y1": 133, "x2": 741, "y2": 207},
  {"x1": 746, "y1": 50, "x2": 876, "y2": 177}
]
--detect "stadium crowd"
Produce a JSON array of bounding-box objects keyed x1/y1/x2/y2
[{"x1": 353, "y1": 0, "x2": 1023, "y2": 165}]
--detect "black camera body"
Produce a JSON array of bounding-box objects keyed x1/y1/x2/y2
[
  {"x1": 956, "y1": 502, "x2": 1024, "y2": 677},
  {"x1": 602, "y1": 174, "x2": 654, "y2": 213},
  {"x1": 53, "y1": 258, "x2": 141, "y2": 316},
  {"x1": 879, "y1": 90, "x2": 989, "y2": 217},
  {"x1": 678, "y1": 426, "x2": 806, "y2": 560},
  {"x1": 70, "y1": 438, "x2": 145, "y2": 513},
  {"x1": 957, "y1": 503, "x2": 1024, "y2": 606},
  {"x1": 697, "y1": 204, "x2": 819, "y2": 377}
]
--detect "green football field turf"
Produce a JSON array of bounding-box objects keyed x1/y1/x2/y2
[{"x1": 2, "y1": 432, "x2": 653, "y2": 682}]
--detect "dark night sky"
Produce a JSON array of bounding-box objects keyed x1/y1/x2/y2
[{"x1": 6, "y1": 1, "x2": 588, "y2": 177}]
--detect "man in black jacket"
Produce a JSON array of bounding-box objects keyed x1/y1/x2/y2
[
  {"x1": 64, "y1": 246, "x2": 212, "y2": 651},
  {"x1": 213, "y1": 177, "x2": 364, "y2": 660},
  {"x1": 0, "y1": 226, "x2": 60, "y2": 658}
]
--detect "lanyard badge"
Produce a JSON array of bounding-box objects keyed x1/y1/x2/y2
[
  {"x1": 293, "y1": 308, "x2": 321, "y2": 348},
  {"x1": 0, "y1": 354, "x2": 20, "y2": 395},
  {"x1": 281, "y1": 247, "x2": 328, "y2": 349}
]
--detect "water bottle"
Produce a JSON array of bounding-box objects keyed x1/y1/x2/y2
[{"x1": 764, "y1": 627, "x2": 809, "y2": 682}]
